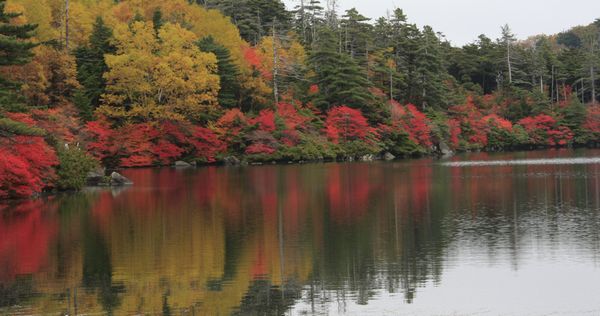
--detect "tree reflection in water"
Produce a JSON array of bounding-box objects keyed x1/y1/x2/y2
[{"x1": 0, "y1": 149, "x2": 599, "y2": 315}]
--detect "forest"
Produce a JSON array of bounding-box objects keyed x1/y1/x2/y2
[{"x1": 0, "y1": 0, "x2": 599, "y2": 199}]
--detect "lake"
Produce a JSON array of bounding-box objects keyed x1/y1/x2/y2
[{"x1": 1, "y1": 149, "x2": 600, "y2": 315}]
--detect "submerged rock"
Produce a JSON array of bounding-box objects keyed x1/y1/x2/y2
[
  {"x1": 110, "y1": 172, "x2": 133, "y2": 186},
  {"x1": 360, "y1": 154, "x2": 375, "y2": 162},
  {"x1": 174, "y1": 161, "x2": 192, "y2": 168},
  {"x1": 384, "y1": 152, "x2": 396, "y2": 161}
]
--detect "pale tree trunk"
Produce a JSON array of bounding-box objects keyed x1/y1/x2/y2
[
  {"x1": 65, "y1": 0, "x2": 69, "y2": 50},
  {"x1": 300, "y1": 0, "x2": 306, "y2": 43},
  {"x1": 272, "y1": 23, "x2": 279, "y2": 105},
  {"x1": 507, "y1": 42, "x2": 512, "y2": 84},
  {"x1": 390, "y1": 70, "x2": 393, "y2": 101},
  {"x1": 592, "y1": 65, "x2": 596, "y2": 105}
]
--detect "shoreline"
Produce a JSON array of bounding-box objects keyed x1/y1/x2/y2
[{"x1": 3, "y1": 146, "x2": 599, "y2": 204}]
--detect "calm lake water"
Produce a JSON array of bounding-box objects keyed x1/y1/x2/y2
[{"x1": 2, "y1": 149, "x2": 600, "y2": 315}]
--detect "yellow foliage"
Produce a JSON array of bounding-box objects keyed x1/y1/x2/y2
[
  {"x1": 7, "y1": 0, "x2": 56, "y2": 40},
  {"x1": 99, "y1": 21, "x2": 220, "y2": 123},
  {"x1": 0, "y1": 45, "x2": 80, "y2": 106},
  {"x1": 257, "y1": 35, "x2": 306, "y2": 82}
]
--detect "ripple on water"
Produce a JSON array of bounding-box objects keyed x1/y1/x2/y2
[{"x1": 442, "y1": 157, "x2": 600, "y2": 167}]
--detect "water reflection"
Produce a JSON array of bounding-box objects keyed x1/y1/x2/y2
[{"x1": 1, "y1": 149, "x2": 600, "y2": 315}]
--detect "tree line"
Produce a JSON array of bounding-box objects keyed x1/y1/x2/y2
[{"x1": 0, "y1": 0, "x2": 599, "y2": 199}]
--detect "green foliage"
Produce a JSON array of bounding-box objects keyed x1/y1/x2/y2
[
  {"x1": 197, "y1": 36, "x2": 241, "y2": 108},
  {"x1": 56, "y1": 146, "x2": 99, "y2": 191},
  {"x1": 559, "y1": 96, "x2": 588, "y2": 143},
  {"x1": 74, "y1": 17, "x2": 114, "y2": 120},
  {"x1": 308, "y1": 28, "x2": 377, "y2": 119},
  {"x1": 0, "y1": 0, "x2": 37, "y2": 112},
  {"x1": 277, "y1": 133, "x2": 337, "y2": 161},
  {"x1": 0, "y1": 117, "x2": 45, "y2": 136},
  {"x1": 381, "y1": 129, "x2": 424, "y2": 157},
  {"x1": 205, "y1": 0, "x2": 291, "y2": 44}
]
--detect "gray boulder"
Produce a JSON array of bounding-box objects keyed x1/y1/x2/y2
[
  {"x1": 223, "y1": 156, "x2": 241, "y2": 166},
  {"x1": 439, "y1": 141, "x2": 454, "y2": 158},
  {"x1": 110, "y1": 172, "x2": 133, "y2": 186},
  {"x1": 383, "y1": 152, "x2": 396, "y2": 161},
  {"x1": 86, "y1": 168, "x2": 108, "y2": 186},
  {"x1": 360, "y1": 154, "x2": 375, "y2": 162},
  {"x1": 174, "y1": 161, "x2": 192, "y2": 168}
]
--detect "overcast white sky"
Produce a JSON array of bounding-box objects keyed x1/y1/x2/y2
[{"x1": 282, "y1": 0, "x2": 600, "y2": 46}]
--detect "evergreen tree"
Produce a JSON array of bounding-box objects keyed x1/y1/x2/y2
[
  {"x1": 206, "y1": 0, "x2": 291, "y2": 45},
  {"x1": 75, "y1": 17, "x2": 114, "y2": 121},
  {"x1": 0, "y1": 0, "x2": 37, "y2": 112},
  {"x1": 197, "y1": 36, "x2": 241, "y2": 108},
  {"x1": 413, "y1": 26, "x2": 450, "y2": 109},
  {"x1": 152, "y1": 9, "x2": 164, "y2": 35},
  {"x1": 291, "y1": 0, "x2": 324, "y2": 47},
  {"x1": 340, "y1": 8, "x2": 371, "y2": 62},
  {"x1": 309, "y1": 28, "x2": 377, "y2": 120}
]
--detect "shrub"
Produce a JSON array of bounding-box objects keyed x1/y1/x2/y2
[{"x1": 56, "y1": 146, "x2": 99, "y2": 191}]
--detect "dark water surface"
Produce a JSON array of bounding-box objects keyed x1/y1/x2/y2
[{"x1": 2, "y1": 149, "x2": 600, "y2": 315}]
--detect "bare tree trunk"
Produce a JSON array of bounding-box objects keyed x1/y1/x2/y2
[
  {"x1": 581, "y1": 79, "x2": 585, "y2": 103},
  {"x1": 300, "y1": 0, "x2": 306, "y2": 43},
  {"x1": 592, "y1": 65, "x2": 596, "y2": 105},
  {"x1": 390, "y1": 68, "x2": 393, "y2": 101},
  {"x1": 551, "y1": 65, "x2": 555, "y2": 103},
  {"x1": 65, "y1": 0, "x2": 69, "y2": 50},
  {"x1": 272, "y1": 22, "x2": 279, "y2": 105},
  {"x1": 365, "y1": 43, "x2": 369, "y2": 80},
  {"x1": 507, "y1": 42, "x2": 512, "y2": 84}
]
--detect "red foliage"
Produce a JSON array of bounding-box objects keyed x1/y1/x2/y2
[
  {"x1": 0, "y1": 136, "x2": 58, "y2": 199},
  {"x1": 245, "y1": 143, "x2": 277, "y2": 155},
  {"x1": 119, "y1": 123, "x2": 159, "y2": 167},
  {"x1": 0, "y1": 201, "x2": 58, "y2": 280},
  {"x1": 277, "y1": 102, "x2": 309, "y2": 131},
  {"x1": 449, "y1": 96, "x2": 488, "y2": 147},
  {"x1": 447, "y1": 119, "x2": 461, "y2": 149},
  {"x1": 0, "y1": 113, "x2": 58, "y2": 199},
  {"x1": 386, "y1": 101, "x2": 432, "y2": 148},
  {"x1": 190, "y1": 126, "x2": 226, "y2": 163},
  {"x1": 405, "y1": 104, "x2": 433, "y2": 148},
  {"x1": 243, "y1": 46, "x2": 261, "y2": 69},
  {"x1": 309, "y1": 84, "x2": 319, "y2": 95},
  {"x1": 584, "y1": 106, "x2": 600, "y2": 138},
  {"x1": 518, "y1": 114, "x2": 573, "y2": 146},
  {"x1": 85, "y1": 118, "x2": 118, "y2": 161},
  {"x1": 243, "y1": 46, "x2": 270, "y2": 79},
  {"x1": 215, "y1": 108, "x2": 248, "y2": 143},
  {"x1": 325, "y1": 106, "x2": 372, "y2": 144},
  {"x1": 250, "y1": 109, "x2": 276, "y2": 132},
  {"x1": 85, "y1": 119, "x2": 226, "y2": 167},
  {"x1": 482, "y1": 114, "x2": 513, "y2": 131}
]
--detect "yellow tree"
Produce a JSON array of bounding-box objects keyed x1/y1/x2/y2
[{"x1": 98, "y1": 21, "x2": 220, "y2": 123}]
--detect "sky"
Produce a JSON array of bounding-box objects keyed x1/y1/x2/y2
[{"x1": 282, "y1": 0, "x2": 600, "y2": 46}]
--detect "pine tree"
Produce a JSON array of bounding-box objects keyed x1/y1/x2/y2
[
  {"x1": 413, "y1": 26, "x2": 450, "y2": 109},
  {"x1": 309, "y1": 28, "x2": 377, "y2": 119},
  {"x1": 197, "y1": 36, "x2": 241, "y2": 108},
  {"x1": 74, "y1": 17, "x2": 114, "y2": 121},
  {"x1": 0, "y1": 0, "x2": 37, "y2": 111},
  {"x1": 206, "y1": 0, "x2": 291, "y2": 45}
]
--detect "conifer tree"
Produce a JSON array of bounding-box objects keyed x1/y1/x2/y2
[
  {"x1": 74, "y1": 17, "x2": 114, "y2": 121},
  {"x1": 308, "y1": 28, "x2": 376, "y2": 118},
  {"x1": 0, "y1": 0, "x2": 37, "y2": 109},
  {"x1": 0, "y1": 0, "x2": 40, "y2": 136},
  {"x1": 198, "y1": 36, "x2": 241, "y2": 108}
]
